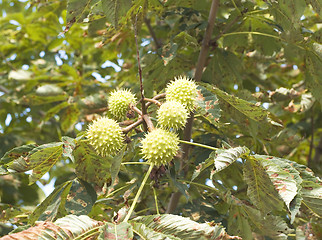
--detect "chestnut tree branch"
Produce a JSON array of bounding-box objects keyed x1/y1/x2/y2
[
  {"x1": 122, "y1": 118, "x2": 144, "y2": 134},
  {"x1": 144, "y1": 17, "x2": 161, "y2": 49},
  {"x1": 166, "y1": 0, "x2": 220, "y2": 214},
  {"x1": 134, "y1": 8, "x2": 148, "y2": 132},
  {"x1": 146, "y1": 93, "x2": 166, "y2": 108},
  {"x1": 144, "y1": 98, "x2": 162, "y2": 107}
]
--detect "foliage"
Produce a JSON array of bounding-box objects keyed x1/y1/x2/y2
[{"x1": 0, "y1": 0, "x2": 322, "y2": 239}]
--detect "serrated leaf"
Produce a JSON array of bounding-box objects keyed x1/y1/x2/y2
[
  {"x1": 305, "y1": 52, "x2": 322, "y2": 107},
  {"x1": 29, "y1": 179, "x2": 96, "y2": 224},
  {"x1": 102, "y1": 0, "x2": 132, "y2": 27},
  {"x1": 283, "y1": 160, "x2": 322, "y2": 217},
  {"x1": 41, "y1": 101, "x2": 69, "y2": 123},
  {"x1": 7, "y1": 142, "x2": 63, "y2": 174},
  {"x1": 191, "y1": 151, "x2": 215, "y2": 182},
  {"x1": 61, "y1": 103, "x2": 80, "y2": 132},
  {"x1": 66, "y1": 0, "x2": 93, "y2": 30},
  {"x1": 0, "y1": 144, "x2": 38, "y2": 165},
  {"x1": 243, "y1": 156, "x2": 285, "y2": 213},
  {"x1": 278, "y1": 0, "x2": 306, "y2": 24},
  {"x1": 206, "y1": 85, "x2": 267, "y2": 122},
  {"x1": 131, "y1": 221, "x2": 181, "y2": 240},
  {"x1": 110, "y1": 146, "x2": 125, "y2": 185},
  {"x1": 301, "y1": 180, "x2": 322, "y2": 217},
  {"x1": 196, "y1": 85, "x2": 221, "y2": 125},
  {"x1": 169, "y1": 167, "x2": 190, "y2": 201},
  {"x1": 254, "y1": 155, "x2": 302, "y2": 213},
  {"x1": 29, "y1": 180, "x2": 72, "y2": 224},
  {"x1": 131, "y1": 214, "x2": 231, "y2": 240},
  {"x1": 227, "y1": 194, "x2": 293, "y2": 240},
  {"x1": 61, "y1": 136, "x2": 76, "y2": 162},
  {"x1": 213, "y1": 146, "x2": 249, "y2": 174},
  {"x1": 98, "y1": 222, "x2": 133, "y2": 240},
  {"x1": 228, "y1": 205, "x2": 253, "y2": 240},
  {"x1": 64, "y1": 179, "x2": 97, "y2": 216},
  {"x1": 29, "y1": 144, "x2": 64, "y2": 184},
  {"x1": 73, "y1": 141, "x2": 112, "y2": 187},
  {"x1": 161, "y1": 43, "x2": 178, "y2": 66},
  {"x1": 11, "y1": 215, "x2": 102, "y2": 240}
]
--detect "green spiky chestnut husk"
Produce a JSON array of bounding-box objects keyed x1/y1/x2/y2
[
  {"x1": 140, "y1": 128, "x2": 179, "y2": 166},
  {"x1": 166, "y1": 76, "x2": 198, "y2": 112},
  {"x1": 157, "y1": 100, "x2": 188, "y2": 131},
  {"x1": 108, "y1": 89, "x2": 136, "y2": 119},
  {"x1": 86, "y1": 117, "x2": 124, "y2": 157}
]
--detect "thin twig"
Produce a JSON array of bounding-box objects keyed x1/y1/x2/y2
[
  {"x1": 146, "y1": 93, "x2": 166, "y2": 108},
  {"x1": 122, "y1": 118, "x2": 144, "y2": 134},
  {"x1": 144, "y1": 98, "x2": 162, "y2": 106},
  {"x1": 166, "y1": 0, "x2": 220, "y2": 214},
  {"x1": 134, "y1": 7, "x2": 148, "y2": 132},
  {"x1": 132, "y1": 105, "x2": 143, "y2": 116},
  {"x1": 144, "y1": 17, "x2": 161, "y2": 49},
  {"x1": 182, "y1": 0, "x2": 220, "y2": 170}
]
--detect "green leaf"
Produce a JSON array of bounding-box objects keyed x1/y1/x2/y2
[
  {"x1": 277, "y1": 0, "x2": 306, "y2": 25},
  {"x1": 64, "y1": 179, "x2": 97, "y2": 216},
  {"x1": 305, "y1": 51, "x2": 322, "y2": 107},
  {"x1": 203, "y1": 84, "x2": 267, "y2": 122},
  {"x1": 283, "y1": 160, "x2": 322, "y2": 217},
  {"x1": 228, "y1": 205, "x2": 253, "y2": 240},
  {"x1": 212, "y1": 146, "x2": 249, "y2": 174},
  {"x1": 196, "y1": 85, "x2": 221, "y2": 125},
  {"x1": 169, "y1": 167, "x2": 190, "y2": 201},
  {"x1": 61, "y1": 136, "x2": 76, "y2": 162},
  {"x1": 14, "y1": 215, "x2": 102, "y2": 240},
  {"x1": 29, "y1": 144, "x2": 64, "y2": 184},
  {"x1": 254, "y1": 155, "x2": 303, "y2": 222},
  {"x1": 160, "y1": 42, "x2": 178, "y2": 66},
  {"x1": 29, "y1": 180, "x2": 72, "y2": 224},
  {"x1": 110, "y1": 146, "x2": 126, "y2": 185},
  {"x1": 243, "y1": 156, "x2": 285, "y2": 213},
  {"x1": 29, "y1": 179, "x2": 96, "y2": 224},
  {"x1": 7, "y1": 143, "x2": 63, "y2": 174},
  {"x1": 131, "y1": 214, "x2": 230, "y2": 240},
  {"x1": 61, "y1": 103, "x2": 80, "y2": 132},
  {"x1": 98, "y1": 222, "x2": 133, "y2": 240},
  {"x1": 41, "y1": 101, "x2": 69, "y2": 123},
  {"x1": 301, "y1": 180, "x2": 322, "y2": 217},
  {"x1": 102, "y1": 0, "x2": 132, "y2": 27},
  {"x1": 0, "y1": 144, "x2": 38, "y2": 165},
  {"x1": 191, "y1": 151, "x2": 215, "y2": 182},
  {"x1": 66, "y1": 0, "x2": 93, "y2": 29},
  {"x1": 255, "y1": 156, "x2": 302, "y2": 205},
  {"x1": 227, "y1": 194, "x2": 293, "y2": 240},
  {"x1": 73, "y1": 141, "x2": 112, "y2": 187},
  {"x1": 307, "y1": 0, "x2": 321, "y2": 15}
]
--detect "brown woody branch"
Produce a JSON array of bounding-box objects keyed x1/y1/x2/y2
[{"x1": 166, "y1": 0, "x2": 220, "y2": 214}]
